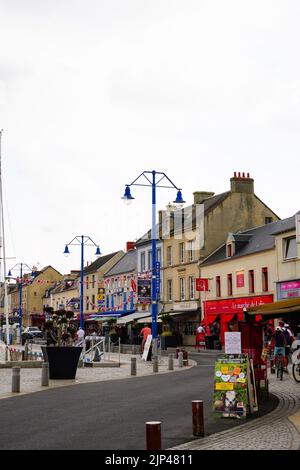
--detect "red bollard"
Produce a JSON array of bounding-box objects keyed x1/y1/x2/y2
[
  {"x1": 192, "y1": 400, "x2": 204, "y2": 437},
  {"x1": 146, "y1": 421, "x2": 162, "y2": 450}
]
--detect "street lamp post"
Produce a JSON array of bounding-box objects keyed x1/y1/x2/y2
[
  {"x1": 122, "y1": 171, "x2": 185, "y2": 354},
  {"x1": 63, "y1": 236, "x2": 101, "y2": 329},
  {"x1": 7, "y1": 263, "x2": 33, "y2": 334}
]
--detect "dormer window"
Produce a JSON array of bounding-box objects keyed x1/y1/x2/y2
[{"x1": 227, "y1": 244, "x2": 233, "y2": 257}]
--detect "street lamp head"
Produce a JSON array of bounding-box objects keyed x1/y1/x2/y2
[
  {"x1": 173, "y1": 190, "x2": 185, "y2": 206},
  {"x1": 63, "y1": 245, "x2": 70, "y2": 257},
  {"x1": 122, "y1": 185, "x2": 134, "y2": 205},
  {"x1": 95, "y1": 246, "x2": 101, "y2": 257}
]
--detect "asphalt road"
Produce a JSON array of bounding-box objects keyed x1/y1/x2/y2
[{"x1": 0, "y1": 353, "x2": 277, "y2": 450}]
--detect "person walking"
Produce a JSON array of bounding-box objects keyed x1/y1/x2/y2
[{"x1": 139, "y1": 324, "x2": 152, "y2": 354}]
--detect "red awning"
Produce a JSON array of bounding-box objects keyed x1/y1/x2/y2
[
  {"x1": 206, "y1": 314, "x2": 219, "y2": 324},
  {"x1": 221, "y1": 313, "x2": 236, "y2": 323}
]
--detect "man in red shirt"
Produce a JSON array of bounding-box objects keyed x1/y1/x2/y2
[{"x1": 139, "y1": 324, "x2": 152, "y2": 353}]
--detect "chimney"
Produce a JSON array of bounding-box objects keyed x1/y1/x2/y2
[
  {"x1": 126, "y1": 242, "x2": 135, "y2": 252},
  {"x1": 230, "y1": 172, "x2": 254, "y2": 194},
  {"x1": 193, "y1": 191, "x2": 215, "y2": 205}
]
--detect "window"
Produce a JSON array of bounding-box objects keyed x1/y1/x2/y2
[
  {"x1": 188, "y1": 240, "x2": 195, "y2": 262},
  {"x1": 265, "y1": 217, "x2": 273, "y2": 224},
  {"x1": 179, "y1": 243, "x2": 185, "y2": 263},
  {"x1": 167, "y1": 280, "x2": 172, "y2": 302},
  {"x1": 227, "y1": 274, "x2": 233, "y2": 296},
  {"x1": 216, "y1": 276, "x2": 221, "y2": 297},
  {"x1": 249, "y1": 270, "x2": 255, "y2": 294},
  {"x1": 148, "y1": 250, "x2": 152, "y2": 270},
  {"x1": 167, "y1": 246, "x2": 173, "y2": 266},
  {"x1": 92, "y1": 294, "x2": 95, "y2": 309},
  {"x1": 92, "y1": 275, "x2": 95, "y2": 289},
  {"x1": 34, "y1": 291, "x2": 37, "y2": 296},
  {"x1": 227, "y1": 244, "x2": 232, "y2": 258},
  {"x1": 180, "y1": 278, "x2": 185, "y2": 301},
  {"x1": 262, "y1": 267, "x2": 268, "y2": 292},
  {"x1": 283, "y1": 236, "x2": 297, "y2": 260},
  {"x1": 157, "y1": 248, "x2": 161, "y2": 263},
  {"x1": 86, "y1": 296, "x2": 89, "y2": 311},
  {"x1": 141, "y1": 252, "x2": 146, "y2": 272},
  {"x1": 86, "y1": 276, "x2": 89, "y2": 290},
  {"x1": 189, "y1": 276, "x2": 195, "y2": 300}
]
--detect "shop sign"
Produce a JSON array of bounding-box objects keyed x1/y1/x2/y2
[
  {"x1": 173, "y1": 301, "x2": 198, "y2": 311},
  {"x1": 236, "y1": 271, "x2": 245, "y2": 288},
  {"x1": 277, "y1": 280, "x2": 300, "y2": 300},
  {"x1": 206, "y1": 295, "x2": 273, "y2": 315},
  {"x1": 196, "y1": 278, "x2": 209, "y2": 291}
]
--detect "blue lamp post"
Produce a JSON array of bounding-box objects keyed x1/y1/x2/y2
[
  {"x1": 122, "y1": 171, "x2": 185, "y2": 348},
  {"x1": 7, "y1": 263, "x2": 33, "y2": 332},
  {"x1": 63, "y1": 236, "x2": 101, "y2": 328}
]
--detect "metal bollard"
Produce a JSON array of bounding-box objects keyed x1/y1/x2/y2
[
  {"x1": 146, "y1": 421, "x2": 161, "y2": 450},
  {"x1": 131, "y1": 357, "x2": 137, "y2": 376},
  {"x1": 178, "y1": 351, "x2": 183, "y2": 368},
  {"x1": 41, "y1": 362, "x2": 49, "y2": 386},
  {"x1": 12, "y1": 367, "x2": 20, "y2": 393},
  {"x1": 153, "y1": 357, "x2": 158, "y2": 373},
  {"x1": 192, "y1": 400, "x2": 205, "y2": 437},
  {"x1": 168, "y1": 354, "x2": 174, "y2": 371}
]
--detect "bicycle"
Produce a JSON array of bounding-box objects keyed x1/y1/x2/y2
[
  {"x1": 275, "y1": 352, "x2": 284, "y2": 381},
  {"x1": 291, "y1": 341, "x2": 300, "y2": 383}
]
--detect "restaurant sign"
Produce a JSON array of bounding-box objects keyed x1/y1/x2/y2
[
  {"x1": 206, "y1": 295, "x2": 274, "y2": 315},
  {"x1": 277, "y1": 280, "x2": 300, "y2": 300}
]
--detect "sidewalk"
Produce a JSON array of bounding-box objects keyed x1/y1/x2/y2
[{"x1": 171, "y1": 371, "x2": 300, "y2": 450}]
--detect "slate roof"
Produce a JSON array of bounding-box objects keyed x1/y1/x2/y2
[
  {"x1": 83, "y1": 252, "x2": 122, "y2": 275},
  {"x1": 201, "y1": 215, "x2": 296, "y2": 266},
  {"x1": 104, "y1": 250, "x2": 137, "y2": 276}
]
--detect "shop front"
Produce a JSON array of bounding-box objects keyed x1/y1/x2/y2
[{"x1": 205, "y1": 295, "x2": 274, "y2": 344}]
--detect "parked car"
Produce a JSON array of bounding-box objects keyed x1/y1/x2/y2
[{"x1": 21, "y1": 327, "x2": 43, "y2": 345}]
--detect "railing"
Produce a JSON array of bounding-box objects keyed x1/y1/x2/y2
[{"x1": 81, "y1": 336, "x2": 106, "y2": 364}]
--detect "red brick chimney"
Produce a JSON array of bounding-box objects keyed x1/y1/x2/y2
[
  {"x1": 230, "y1": 172, "x2": 254, "y2": 194},
  {"x1": 126, "y1": 242, "x2": 135, "y2": 252}
]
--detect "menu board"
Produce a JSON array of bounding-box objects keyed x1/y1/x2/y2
[
  {"x1": 213, "y1": 356, "x2": 248, "y2": 419},
  {"x1": 225, "y1": 332, "x2": 242, "y2": 355}
]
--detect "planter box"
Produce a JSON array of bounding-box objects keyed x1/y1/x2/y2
[{"x1": 41, "y1": 346, "x2": 82, "y2": 380}]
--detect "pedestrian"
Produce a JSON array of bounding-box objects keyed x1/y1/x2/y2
[
  {"x1": 76, "y1": 326, "x2": 85, "y2": 344},
  {"x1": 195, "y1": 323, "x2": 206, "y2": 351},
  {"x1": 272, "y1": 326, "x2": 287, "y2": 372},
  {"x1": 139, "y1": 323, "x2": 152, "y2": 354}
]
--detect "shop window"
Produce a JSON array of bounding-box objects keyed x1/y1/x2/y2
[
  {"x1": 283, "y1": 236, "x2": 297, "y2": 260},
  {"x1": 227, "y1": 274, "x2": 233, "y2": 296},
  {"x1": 249, "y1": 270, "x2": 255, "y2": 294},
  {"x1": 216, "y1": 276, "x2": 221, "y2": 297},
  {"x1": 262, "y1": 267, "x2": 269, "y2": 292}
]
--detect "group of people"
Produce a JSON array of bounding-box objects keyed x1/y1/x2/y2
[{"x1": 270, "y1": 320, "x2": 295, "y2": 370}]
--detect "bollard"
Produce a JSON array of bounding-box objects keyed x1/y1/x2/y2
[
  {"x1": 178, "y1": 351, "x2": 183, "y2": 368},
  {"x1": 146, "y1": 421, "x2": 161, "y2": 450},
  {"x1": 41, "y1": 362, "x2": 49, "y2": 386},
  {"x1": 153, "y1": 357, "x2": 158, "y2": 373},
  {"x1": 168, "y1": 354, "x2": 174, "y2": 371},
  {"x1": 131, "y1": 357, "x2": 137, "y2": 376},
  {"x1": 192, "y1": 400, "x2": 204, "y2": 437},
  {"x1": 12, "y1": 367, "x2": 20, "y2": 393}
]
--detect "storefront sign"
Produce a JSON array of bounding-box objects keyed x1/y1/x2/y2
[
  {"x1": 277, "y1": 280, "x2": 300, "y2": 300},
  {"x1": 196, "y1": 278, "x2": 209, "y2": 291},
  {"x1": 225, "y1": 332, "x2": 242, "y2": 355},
  {"x1": 173, "y1": 301, "x2": 198, "y2": 311},
  {"x1": 206, "y1": 295, "x2": 274, "y2": 315},
  {"x1": 236, "y1": 271, "x2": 245, "y2": 288}
]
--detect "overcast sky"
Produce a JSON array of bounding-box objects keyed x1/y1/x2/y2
[{"x1": 0, "y1": 0, "x2": 300, "y2": 276}]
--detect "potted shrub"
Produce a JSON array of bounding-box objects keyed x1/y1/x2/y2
[{"x1": 41, "y1": 309, "x2": 82, "y2": 380}]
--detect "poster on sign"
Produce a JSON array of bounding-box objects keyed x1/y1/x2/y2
[
  {"x1": 225, "y1": 332, "x2": 242, "y2": 355},
  {"x1": 142, "y1": 335, "x2": 152, "y2": 361}
]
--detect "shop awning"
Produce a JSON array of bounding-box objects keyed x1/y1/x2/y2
[
  {"x1": 247, "y1": 297, "x2": 300, "y2": 318},
  {"x1": 221, "y1": 313, "x2": 236, "y2": 323},
  {"x1": 206, "y1": 314, "x2": 220, "y2": 324},
  {"x1": 117, "y1": 311, "x2": 151, "y2": 325}
]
